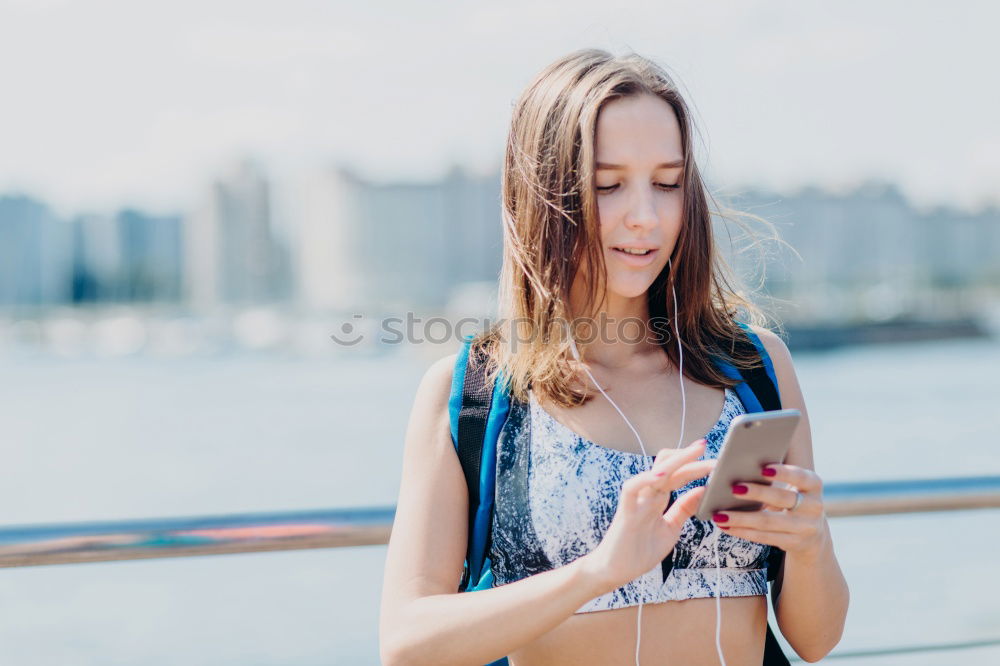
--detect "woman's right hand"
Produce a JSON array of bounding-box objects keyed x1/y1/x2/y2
[{"x1": 580, "y1": 439, "x2": 715, "y2": 593}]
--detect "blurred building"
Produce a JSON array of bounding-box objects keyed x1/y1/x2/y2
[
  {"x1": 296, "y1": 164, "x2": 503, "y2": 312},
  {"x1": 296, "y1": 166, "x2": 363, "y2": 312},
  {"x1": 916, "y1": 204, "x2": 1000, "y2": 287},
  {"x1": 184, "y1": 159, "x2": 291, "y2": 308},
  {"x1": 719, "y1": 180, "x2": 1000, "y2": 322},
  {"x1": 71, "y1": 209, "x2": 183, "y2": 303},
  {"x1": 118, "y1": 209, "x2": 183, "y2": 301},
  {"x1": 71, "y1": 212, "x2": 120, "y2": 302},
  {"x1": 0, "y1": 195, "x2": 73, "y2": 305}
]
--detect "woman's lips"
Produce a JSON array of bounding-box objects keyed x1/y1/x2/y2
[{"x1": 610, "y1": 247, "x2": 659, "y2": 266}]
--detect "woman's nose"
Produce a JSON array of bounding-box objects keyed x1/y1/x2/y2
[{"x1": 625, "y1": 192, "x2": 658, "y2": 230}]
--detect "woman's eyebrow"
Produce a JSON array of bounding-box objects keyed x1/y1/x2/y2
[{"x1": 595, "y1": 159, "x2": 685, "y2": 170}]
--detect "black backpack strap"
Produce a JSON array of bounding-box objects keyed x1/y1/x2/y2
[
  {"x1": 763, "y1": 621, "x2": 791, "y2": 666},
  {"x1": 660, "y1": 492, "x2": 676, "y2": 582},
  {"x1": 735, "y1": 350, "x2": 782, "y2": 411}
]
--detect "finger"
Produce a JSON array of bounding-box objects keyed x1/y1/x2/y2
[
  {"x1": 631, "y1": 443, "x2": 710, "y2": 510},
  {"x1": 712, "y1": 508, "x2": 809, "y2": 535},
  {"x1": 761, "y1": 463, "x2": 823, "y2": 495},
  {"x1": 662, "y1": 484, "x2": 705, "y2": 531},
  {"x1": 636, "y1": 484, "x2": 671, "y2": 508},
  {"x1": 655, "y1": 459, "x2": 714, "y2": 491},
  {"x1": 640, "y1": 454, "x2": 712, "y2": 501},
  {"x1": 651, "y1": 439, "x2": 706, "y2": 479},
  {"x1": 714, "y1": 525, "x2": 797, "y2": 550},
  {"x1": 619, "y1": 474, "x2": 643, "y2": 512},
  {"x1": 634, "y1": 460, "x2": 714, "y2": 509},
  {"x1": 621, "y1": 472, "x2": 663, "y2": 512},
  {"x1": 653, "y1": 439, "x2": 706, "y2": 469},
  {"x1": 731, "y1": 481, "x2": 807, "y2": 512}
]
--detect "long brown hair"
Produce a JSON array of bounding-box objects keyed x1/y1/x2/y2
[{"x1": 471, "y1": 48, "x2": 789, "y2": 408}]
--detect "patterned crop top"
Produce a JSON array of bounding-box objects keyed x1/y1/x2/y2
[{"x1": 489, "y1": 386, "x2": 774, "y2": 614}]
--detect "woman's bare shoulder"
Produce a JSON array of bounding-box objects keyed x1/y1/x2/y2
[
  {"x1": 419, "y1": 352, "x2": 458, "y2": 411},
  {"x1": 406, "y1": 352, "x2": 460, "y2": 453}
]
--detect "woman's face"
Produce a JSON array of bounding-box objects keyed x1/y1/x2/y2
[{"x1": 588, "y1": 93, "x2": 685, "y2": 305}]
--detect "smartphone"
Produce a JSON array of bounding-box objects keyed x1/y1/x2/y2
[{"x1": 694, "y1": 409, "x2": 801, "y2": 521}]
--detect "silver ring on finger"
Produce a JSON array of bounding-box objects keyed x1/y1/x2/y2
[{"x1": 788, "y1": 490, "x2": 802, "y2": 512}]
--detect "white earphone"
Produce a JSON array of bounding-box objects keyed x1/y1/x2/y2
[{"x1": 567, "y1": 256, "x2": 727, "y2": 666}]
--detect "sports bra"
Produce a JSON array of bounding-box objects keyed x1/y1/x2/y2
[{"x1": 489, "y1": 386, "x2": 773, "y2": 614}]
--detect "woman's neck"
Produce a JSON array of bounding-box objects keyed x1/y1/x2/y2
[{"x1": 568, "y1": 315, "x2": 666, "y2": 371}]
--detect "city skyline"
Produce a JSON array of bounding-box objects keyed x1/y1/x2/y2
[{"x1": 2, "y1": 159, "x2": 997, "y2": 325}]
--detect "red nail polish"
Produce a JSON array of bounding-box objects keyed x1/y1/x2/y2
[
  {"x1": 762, "y1": 466, "x2": 776, "y2": 477},
  {"x1": 732, "y1": 483, "x2": 748, "y2": 495},
  {"x1": 719, "y1": 526, "x2": 730, "y2": 530},
  {"x1": 712, "y1": 512, "x2": 728, "y2": 522}
]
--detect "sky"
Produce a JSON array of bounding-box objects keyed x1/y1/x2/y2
[{"x1": 0, "y1": 0, "x2": 997, "y2": 219}]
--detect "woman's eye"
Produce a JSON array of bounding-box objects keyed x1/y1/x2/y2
[{"x1": 595, "y1": 183, "x2": 680, "y2": 193}]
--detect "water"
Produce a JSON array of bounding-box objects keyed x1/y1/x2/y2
[{"x1": 0, "y1": 338, "x2": 998, "y2": 664}]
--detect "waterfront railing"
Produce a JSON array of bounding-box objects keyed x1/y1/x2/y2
[{"x1": 3, "y1": 475, "x2": 998, "y2": 661}]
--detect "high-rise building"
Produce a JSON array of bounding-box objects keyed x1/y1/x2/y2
[
  {"x1": 294, "y1": 164, "x2": 503, "y2": 313},
  {"x1": 71, "y1": 212, "x2": 121, "y2": 301},
  {"x1": 117, "y1": 209, "x2": 183, "y2": 301},
  {"x1": 184, "y1": 158, "x2": 288, "y2": 308},
  {"x1": 296, "y1": 165, "x2": 364, "y2": 312},
  {"x1": 0, "y1": 195, "x2": 73, "y2": 306}
]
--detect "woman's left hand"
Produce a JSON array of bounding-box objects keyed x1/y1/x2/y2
[{"x1": 710, "y1": 463, "x2": 828, "y2": 559}]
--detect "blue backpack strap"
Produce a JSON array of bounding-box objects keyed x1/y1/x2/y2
[
  {"x1": 712, "y1": 321, "x2": 782, "y2": 412},
  {"x1": 449, "y1": 334, "x2": 511, "y2": 594},
  {"x1": 447, "y1": 335, "x2": 474, "y2": 448}
]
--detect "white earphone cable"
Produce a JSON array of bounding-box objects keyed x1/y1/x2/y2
[
  {"x1": 714, "y1": 527, "x2": 726, "y2": 664},
  {"x1": 666, "y1": 263, "x2": 726, "y2": 666}
]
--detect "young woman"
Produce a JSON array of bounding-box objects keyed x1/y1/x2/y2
[{"x1": 379, "y1": 48, "x2": 848, "y2": 665}]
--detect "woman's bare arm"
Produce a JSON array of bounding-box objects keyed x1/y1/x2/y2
[{"x1": 378, "y1": 353, "x2": 613, "y2": 666}]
